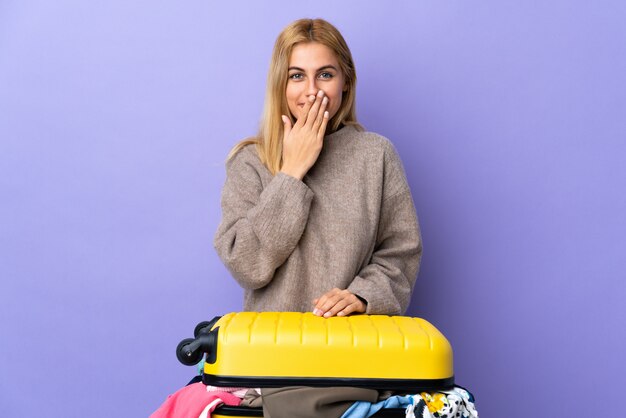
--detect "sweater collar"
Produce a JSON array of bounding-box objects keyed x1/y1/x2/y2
[{"x1": 325, "y1": 124, "x2": 357, "y2": 140}]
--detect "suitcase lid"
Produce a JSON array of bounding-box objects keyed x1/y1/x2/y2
[{"x1": 202, "y1": 312, "x2": 454, "y2": 390}]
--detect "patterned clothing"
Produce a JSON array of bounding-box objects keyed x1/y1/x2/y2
[{"x1": 342, "y1": 386, "x2": 478, "y2": 418}]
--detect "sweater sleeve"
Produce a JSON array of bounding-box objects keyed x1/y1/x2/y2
[
  {"x1": 347, "y1": 141, "x2": 422, "y2": 315},
  {"x1": 214, "y1": 147, "x2": 314, "y2": 290}
]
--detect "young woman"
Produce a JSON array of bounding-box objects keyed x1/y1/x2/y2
[{"x1": 214, "y1": 18, "x2": 422, "y2": 317}]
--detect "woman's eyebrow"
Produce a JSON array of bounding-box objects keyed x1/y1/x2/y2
[{"x1": 288, "y1": 65, "x2": 338, "y2": 72}]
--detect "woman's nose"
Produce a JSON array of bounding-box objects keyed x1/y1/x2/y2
[{"x1": 306, "y1": 79, "x2": 320, "y2": 96}]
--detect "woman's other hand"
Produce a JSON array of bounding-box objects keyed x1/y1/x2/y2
[
  {"x1": 280, "y1": 90, "x2": 329, "y2": 180},
  {"x1": 312, "y1": 288, "x2": 366, "y2": 318}
]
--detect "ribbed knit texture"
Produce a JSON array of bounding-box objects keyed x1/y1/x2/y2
[{"x1": 214, "y1": 125, "x2": 422, "y2": 315}]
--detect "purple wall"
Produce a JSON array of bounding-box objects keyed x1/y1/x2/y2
[{"x1": 1, "y1": 1, "x2": 625, "y2": 416}]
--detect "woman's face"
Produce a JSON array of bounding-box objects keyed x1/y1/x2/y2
[{"x1": 286, "y1": 42, "x2": 346, "y2": 121}]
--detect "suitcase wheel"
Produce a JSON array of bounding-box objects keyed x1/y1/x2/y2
[
  {"x1": 194, "y1": 321, "x2": 215, "y2": 338},
  {"x1": 176, "y1": 337, "x2": 203, "y2": 366}
]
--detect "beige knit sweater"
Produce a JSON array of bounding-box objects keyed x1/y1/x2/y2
[{"x1": 214, "y1": 125, "x2": 422, "y2": 315}]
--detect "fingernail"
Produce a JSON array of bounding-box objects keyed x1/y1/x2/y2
[
  {"x1": 281, "y1": 115, "x2": 287, "y2": 123},
  {"x1": 317, "y1": 90, "x2": 324, "y2": 97},
  {"x1": 323, "y1": 312, "x2": 331, "y2": 318},
  {"x1": 322, "y1": 97, "x2": 328, "y2": 105},
  {"x1": 313, "y1": 308, "x2": 323, "y2": 316},
  {"x1": 309, "y1": 95, "x2": 315, "y2": 101},
  {"x1": 324, "y1": 111, "x2": 329, "y2": 118}
]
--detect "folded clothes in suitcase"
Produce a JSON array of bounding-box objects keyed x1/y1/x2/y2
[{"x1": 177, "y1": 312, "x2": 456, "y2": 417}]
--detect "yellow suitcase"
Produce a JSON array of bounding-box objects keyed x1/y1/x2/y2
[{"x1": 177, "y1": 312, "x2": 454, "y2": 391}]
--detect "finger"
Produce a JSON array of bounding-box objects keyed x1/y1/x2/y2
[
  {"x1": 296, "y1": 94, "x2": 316, "y2": 126},
  {"x1": 304, "y1": 90, "x2": 325, "y2": 128},
  {"x1": 312, "y1": 96, "x2": 328, "y2": 131},
  {"x1": 318, "y1": 289, "x2": 344, "y2": 314},
  {"x1": 323, "y1": 297, "x2": 351, "y2": 318},
  {"x1": 336, "y1": 300, "x2": 363, "y2": 317},
  {"x1": 314, "y1": 288, "x2": 339, "y2": 308},
  {"x1": 313, "y1": 288, "x2": 340, "y2": 315},
  {"x1": 281, "y1": 115, "x2": 292, "y2": 138},
  {"x1": 317, "y1": 109, "x2": 330, "y2": 138},
  {"x1": 313, "y1": 294, "x2": 327, "y2": 316},
  {"x1": 324, "y1": 291, "x2": 360, "y2": 318}
]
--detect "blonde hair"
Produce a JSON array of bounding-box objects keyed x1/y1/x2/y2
[{"x1": 227, "y1": 18, "x2": 362, "y2": 175}]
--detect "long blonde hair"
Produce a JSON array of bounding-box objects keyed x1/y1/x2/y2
[{"x1": 228, "y1": 18, "x2": 362, "y2": 175}]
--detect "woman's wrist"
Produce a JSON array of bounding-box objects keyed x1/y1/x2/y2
[
  {"x1": 355, "y1": 294, "x2": 368, "y2": 310},
  {"x1": 279, "y1": 166, "x2": 305, "y2": 180}
]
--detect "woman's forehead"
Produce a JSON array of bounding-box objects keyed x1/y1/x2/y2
[{"x1": 289, "y1": 42, "x2": 339, "y2": 68}]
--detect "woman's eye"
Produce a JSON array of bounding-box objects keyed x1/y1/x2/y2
[
  {"x1": 319, "y1": 72, "x2": 333, "y2": 79},
  {"x1": 289, "y1": 73, "x2": 303, "y2": 80}
]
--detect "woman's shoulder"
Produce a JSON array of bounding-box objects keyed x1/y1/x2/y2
[
  {"x1": 224, "y1": 139, "x2": 271, "y2": 180},
  {"x1": 227, "y1": 139, "x2": 261, "y2": 165},
  {"x1": 339, "y1": 125, "x2": 398, "y2": 156}
]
